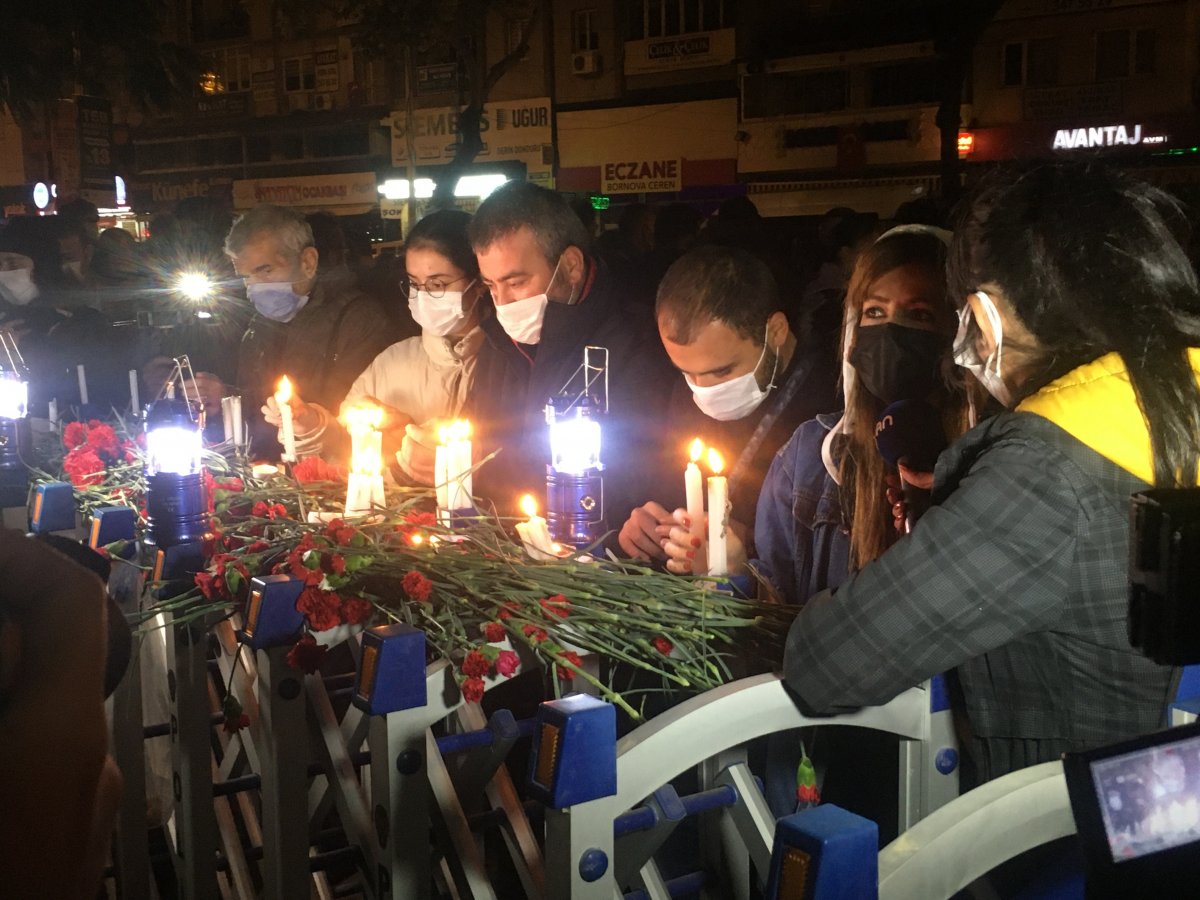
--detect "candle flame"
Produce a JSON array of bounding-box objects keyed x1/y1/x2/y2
[
  {"x1": 519, "y1": 493, "x2": 539, "y2": 518},
  {"x1": 342, "y1": 403, "x2": 384, "y2": 433},
  {"x1": 276, "y1": 375, "x2": 292, "y2": 403},
  {"x1": 410, "y1": 533, "x2": 424, "y2": 546},
  {"x1": 689, "y1": 437, "x2": 705, "y2": 463},
  {"x1": 707, "y1": 447, "x2": 725, "y2": 475}
]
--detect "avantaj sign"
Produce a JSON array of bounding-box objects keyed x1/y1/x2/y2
[
  {"x1": 601, "y1": 159, "x2": 682, "y2": 194},
  {"x1": 1052, "y1": 123, "x2": 1147, "y2": 150}
]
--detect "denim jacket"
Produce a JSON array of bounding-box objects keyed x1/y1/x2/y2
[{"x1": 753, "y1": 413, "x2": 851, "y2": 606}]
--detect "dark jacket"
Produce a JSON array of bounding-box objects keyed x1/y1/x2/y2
[
  {"x1": 465, "y1": 259, "x2": 675, "y2": 530},
  {"x1": 659, "y1": 339, "x2": 838, "y2": 555},
  {"x1": 783, "y1": 409, "x2": 1178, "y2": 784},
  {"x1": 237, "y1": 268, "x2": 394, "y2": 449},
  {"x1": 753, "y1": 413, "x2": 850, "y2": 606}
]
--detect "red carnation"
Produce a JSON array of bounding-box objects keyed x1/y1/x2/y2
[
  {"x1": 86, "y1": 423, "x2": 120, "y2": 460},
  {"x1": 522, "y1": 624, "x2": 548, "y2": 644},
  {"x1": 292, "y1": 455, "x2": 348, "y2": 484},
  {"x1": 461, "y1": 677, "x2": 485, "y2": 703},
  {"x1": 327, "y1": 553, "x2": 347, "y2": 575},
  {"x1": 340, "y1": 595, "x2": 374, "y2": 625},
  {"x1": 247, "y1": 540, "x2": 270, "y2": 554},
  {"x1": 461, "y1": 650, "x2": 491, "y2": 678},
  {"x1": 223, "y1": 713, "x2": 251, "y2": 734},
  {"x1": 214, "y1": 477, "x2": 244, "y2": 493},
  {"x1": 63, "y1": 447, "x2": 106, "y2": 487},
  {"x1": 796, "y1": 783, "x2": 821, "y2": 805},
  {"x1": 652, "y1": 636, "x2": 674, "y2": 656},
  {"x1": 252, "y1": 501, "x2": 270, "y2": 518},
  {"x1": 63, "y1": 421, "x2": 88, "y2": 449},
  {"x1": 556, "y1": 650, "x2": 583, "y2": 681},
  {"x1": 194, "y1": 571, "x2": 217, "y2": 599},
  {"x1": 540, "y1": 595, "x2": 571, "y2": 619},
  {"x1": 404, "y1": 510, "x2": 437, "y2": 528},
  {"x1": 495, "y1": 650, "x2": 520, "y2": 678},
  {"x1": 286, "y1": 633, "x2": 328, "y2": 674},
  {"x1": 483, "y1": 621, "x2": 506, "y2": 643},
  {"x1": 296, "y1": 586, "x2": 342, "y2": 632},
  {"x1": 497, "y1": 601, "x2": 520, "y2": 621},
  {"x1": 401, "y1": 570, "x2": 432, "y2": 602}
]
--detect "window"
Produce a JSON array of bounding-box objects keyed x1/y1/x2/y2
[
  {"x1": 742, "y1": 69, "x2": 848, "y2": 119},
  {"x1": 1001, "y1": 38, "x2": 1059, "y2": 87},
  {"x1": 202, "y1": 46, "x2": 251, "y2": 94},
  {"x1": 627, "y1": 0, "x2": 724, "y2": 40},
  {"x1": 1097, "y1": 29, "x2": 1156, "y2": 78},
  {"x1": 869, "y1": 59, "x2": 940, "y2": 107},
  {"x1": 283, "y1": 56, "x2": 316, "y2": 92},
  {"x1": 572, "y1": 9, "x2": 599, "y2": 52}
]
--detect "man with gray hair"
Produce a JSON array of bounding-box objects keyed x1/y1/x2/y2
[
  {"x1": 464, "y1": 181, "x2": 674, "y2": 536},
  {"x1": 219, "y1": 205, "x2": 393, "y2": 451}
]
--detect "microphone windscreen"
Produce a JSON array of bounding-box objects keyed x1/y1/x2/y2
[{"x1": 874, "y1": 399, "x2": 948, "y2": 471}]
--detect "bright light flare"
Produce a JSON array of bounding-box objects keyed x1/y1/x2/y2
[
  {"x1": 275, "y1": 376, "x2": 292, "y2": 404},
  {"x1": 520, "y1": 493, "x2": 539, "y2": 519},
  {"x1": 176, "y1": 272, "x2": 214, "y2": 302},
  {"x1": 342, "y1": 403, "x2": 384, "y2": 433},
  {"x1": 707, "y1": 448, "x2": 724, "y2": 475},
  {"x1": 437, "y1": 418, "x2": 471, "y2": 444},
  {"x1": 689, "y1": 438, "x2": 705, "y2": 463}
]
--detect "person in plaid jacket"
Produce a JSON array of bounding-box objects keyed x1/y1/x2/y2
[{"x1": 784, "y1": 161, "x2": 1198, "y2": 785}]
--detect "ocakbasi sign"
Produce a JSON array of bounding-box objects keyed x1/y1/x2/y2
[{"x1": 601, "y1": 158, "x2": 682, "y2": 193}]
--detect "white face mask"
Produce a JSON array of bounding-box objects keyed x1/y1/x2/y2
[
  {"x1": 409, "y1": 281, "x2": 475, "y2": 337},
  {"x1": 686, "y1": 326, "x2": 780, "y2": 422},
  {"x1": 953, "y1": 290, "x2": 1012, "y2": 407},
  {"x1": 494, "y1": 257, "x2": 562, "y2": 345},
  {"x1": 247, "y1": 281, "x2": 309, "y2": 323},
  {"x1": 0, "y1": 268, "x2": 39, "y2": 306}
]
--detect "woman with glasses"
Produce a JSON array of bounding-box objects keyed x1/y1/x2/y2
[
  {"x1": 266, "y1": 209, "x2": 487, "y2": 481},
  {"x1": 781, "y1": 161, "x2": 1195, "y2": 787}
]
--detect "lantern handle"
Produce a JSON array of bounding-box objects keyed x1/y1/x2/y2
[
  {"x1": 0, "y1": 331, "x2": 27, "y2": 377},
  {"x1": 156, "y1": 355, "x2": 205, "y2": 428},
  {"x1": 553, "y1": 345, "x2": 609, "y2": 415}
]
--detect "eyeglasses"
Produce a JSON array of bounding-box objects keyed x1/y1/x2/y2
[{"x1": 403, "y1": 275, "x2": 475, "y2": 299}]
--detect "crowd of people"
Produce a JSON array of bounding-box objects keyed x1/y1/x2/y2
[{"x1": 2, "y1": 158, "x2": 1199, "y2": 895}]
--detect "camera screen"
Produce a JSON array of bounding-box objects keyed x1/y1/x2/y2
[{"x1": 1090, "y1": 733, "x2": 1200, "y2": 863}]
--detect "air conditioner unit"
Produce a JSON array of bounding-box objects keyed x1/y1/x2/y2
[
  {"x1": 314, "y1": 92, "x2": 336, "y2": 111},
  {"x1": 572, "y1": 50, "x2": 601, "y2": 76}
]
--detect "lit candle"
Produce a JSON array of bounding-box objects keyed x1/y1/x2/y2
[
  {"x1": 77, "y1": 364, "x2": 89, "y2": 406},
  {"x1": 435, "y1": 419, "x2": 472, "y2": 523},
  {"x1": 516, "y1": 493, "x2": 557, "y2": 559},
  {"x1": 685, "y1": 438, "x2": 706, "y2": 540},
  {"x1": 706, "y1": 448, "x2": 728, "y2": 577},
  {"x1": 128, "y1": 369, "x2": 140, "y2": 414},
  {"x1": 343, "y1": 403, "x2": 386, "y2": 516},
  {"x1": 275, "y1": 376, "x2": 297, "y2": 462}
]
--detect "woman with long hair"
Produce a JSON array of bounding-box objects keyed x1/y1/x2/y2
[{"x1": 782, "y1": 160, "x2": 1196, "y2": 783}]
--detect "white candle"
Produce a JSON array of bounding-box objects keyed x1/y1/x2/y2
[
  {"x1": 77, "y1": 365, "x2": 89, "y2": 405},
  {"x1": 706, "y1": 448, "x2": 728, "y2": 577},
  {"x1": 275, "y1": 376, "x2": 297, "y2": 462},
  {"x1": 517, "y1": 493, "x2": 557, "y2": 558},
  {"x1": 230, "y1": 396, "x2": 243, "y2": 446},
  {"x1": 128, "y1": 369, "x2": 140, "y2": 414},
  {"x1": 47, "y1": 399, "x2": 58, "y2": 425},
  {"x1": 685, "y1": 438, "x2": 706, "y2": 540},
  {"x1": 437, "y1": 419, "x2": 473, "y2": 516},
  {"x1": 434, "y1": 442, "x2": 449, "y2": 524},
  {"x1": 343, "y1": 404, "x2": 386, "y2": 516},
  {"x1": 220, "y1": 396, "x2": 234, "y2": 443}
]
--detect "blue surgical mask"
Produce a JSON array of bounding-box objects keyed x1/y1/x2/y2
[{"x1": 248, "y1": 281, "x2": 309, "y2": 323}]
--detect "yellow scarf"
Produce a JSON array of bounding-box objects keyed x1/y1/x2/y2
[{"x1": 1016, "y1": 349, "x2": 1200, "y2": 484}]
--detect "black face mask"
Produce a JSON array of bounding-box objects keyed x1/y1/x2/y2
[{"x1": 848, "y1": 323, "x2": 949, "y2": 405}]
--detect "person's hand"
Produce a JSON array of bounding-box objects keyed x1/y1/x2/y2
[
  {"x1": 0, "y1": 529, "x2": 122, "y2": 900},
  {"x1": 885, "y1": 465, "x2": 935, "y2": 532},
  {"x1": 618, "y1": 501, "x2": 674, "y2": 561},
  {"x1": 261, "y1": 390, "x2": 319, "y2": 434},
  {"x1": 661, "y1": 508, "x2": 748, "y2": 576},
  {"x1": 396, "y1": 421, "x2": 440, "y2": 485}
]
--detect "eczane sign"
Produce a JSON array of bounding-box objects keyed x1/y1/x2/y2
[{"x1": 601, "y1": 159, "x2": 682, "y2": 194}]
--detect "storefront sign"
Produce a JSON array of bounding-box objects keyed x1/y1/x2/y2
[
  {"x1": 417, "y1": 63, "x2": 458, "y2": 95},
  {"x1": 128, "y1": 176, "x2": 234, "y2": 212},
  {"x1": 194, "y1": 92, "x2": 250, "y2": 118},
  {"x1": 390, "y1": 97, "x2": 552, "y2": 174},
  {"x1": 1024, "y1": 83, "x2": 1122, "y2": 122},
  {"x1": 1052, "y1": 123, "x2": 1144, "y2": 149},
  {"x1": 76, "y1": 96, "x2": 114, "y2": 203},
  {"x1": 233, "y1": 172, "x2": 377, "y2": 209},
  {"x1": 624, "y1": 28, "x2": 735, "y2": 76},
  {"x1": 601, "y1": 158, "x2": 682, "y2": 193},
  {"x1": 315, "y1": 49, "x2": 339, "y2": 93}
]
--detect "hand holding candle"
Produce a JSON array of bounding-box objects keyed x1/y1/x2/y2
[{"x1": 275, "y1": 376, "x2": 297, "y2": 462}]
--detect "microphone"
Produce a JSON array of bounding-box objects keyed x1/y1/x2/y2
[{"x1": 874, "y1": 399, "x2": 948, "y2": 530}]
